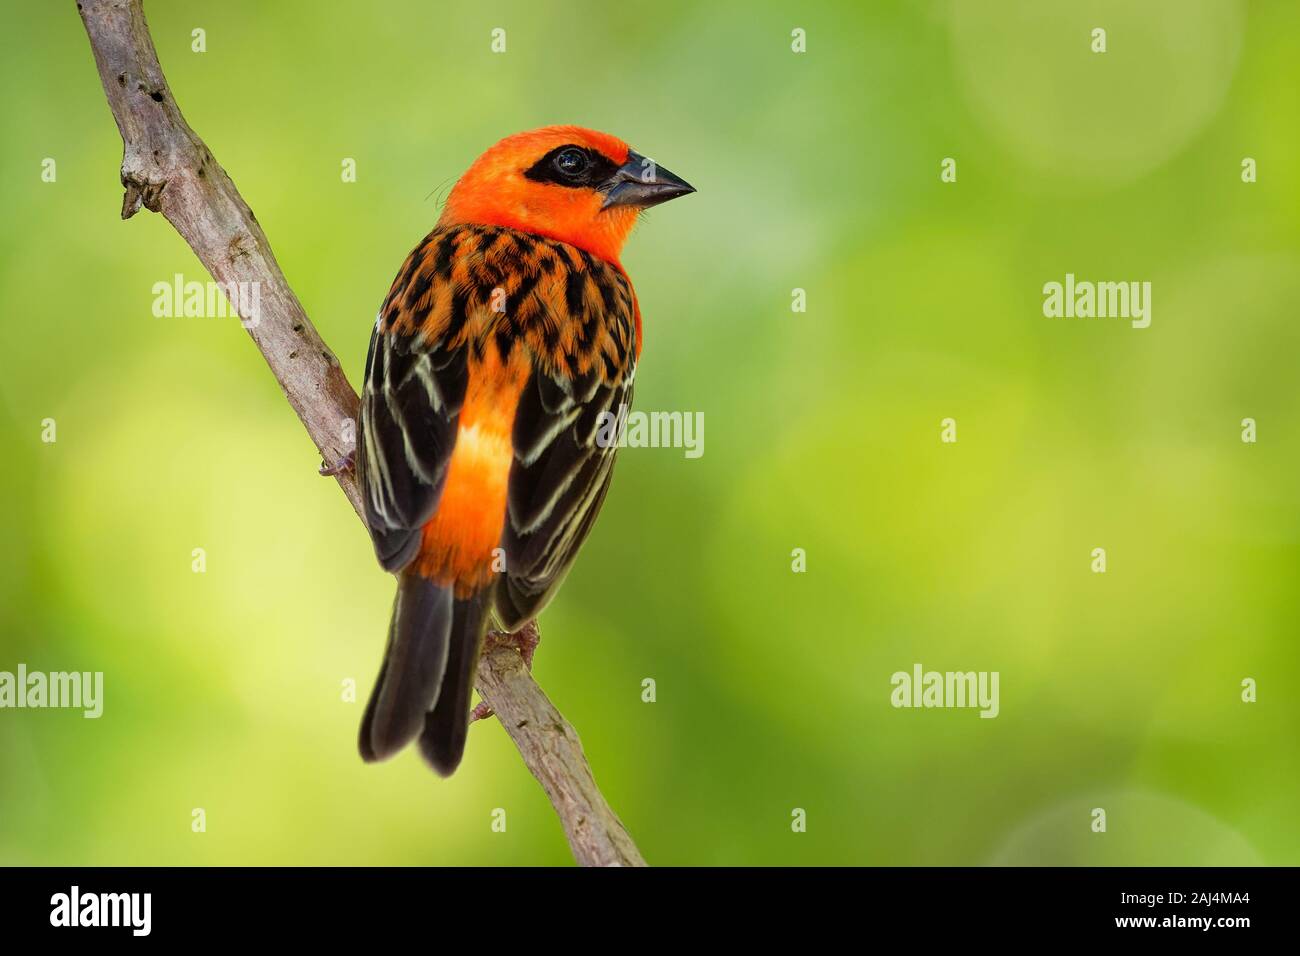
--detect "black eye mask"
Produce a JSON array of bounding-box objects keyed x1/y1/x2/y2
[{"x1": 524, "y1": 144, "x2": 620, "y2": 189}]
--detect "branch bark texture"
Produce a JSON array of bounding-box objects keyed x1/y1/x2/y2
[{"x1": 76, "y1": 0, "x2": 645, "y2": 868}]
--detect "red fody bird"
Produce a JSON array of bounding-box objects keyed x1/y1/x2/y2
[{"x1": 356, "y1": 126, "x2": 694, "y2": 775}]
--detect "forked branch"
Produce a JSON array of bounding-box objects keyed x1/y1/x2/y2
[{"x1": 75, "y1": 0, "x2": 644, "y2": 868}]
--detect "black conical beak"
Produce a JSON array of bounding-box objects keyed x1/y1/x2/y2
[{"x1": 600, "y1": 149, "x2": 695, "y2": 210}]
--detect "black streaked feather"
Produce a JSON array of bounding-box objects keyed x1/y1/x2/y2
[
  {"x1": 497, "y1": 371, "x2": 632, "y2": 630},
  {"x1": 564, "y1": 269, "x2": 587, "y2": 317},
  {"x1": 358, "y1": 327, "x2": 468, "y2": 571}
]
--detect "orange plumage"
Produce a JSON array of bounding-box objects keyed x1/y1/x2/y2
[
  {"x1": 356, "y1": 126, "x2": 694, "y2": 775},
  {"x1": 414, "y1": 338, "x2": 528, "y2": 595}
]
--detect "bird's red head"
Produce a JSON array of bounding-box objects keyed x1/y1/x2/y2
[{"x1": 439, "y1": 125, "x2": 694, "y2": 265}]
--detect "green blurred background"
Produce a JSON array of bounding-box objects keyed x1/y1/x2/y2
[{"x1": 2, "y1": 0, "x2": 1297, "y2": 865}]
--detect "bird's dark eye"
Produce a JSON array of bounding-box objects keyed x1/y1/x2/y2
[
  {"x1": 524, "y1": 144, "x2": 617, "y2": 188},
  {"x1": 554, "y1": 148, "x2": 589, "y2": 179}
]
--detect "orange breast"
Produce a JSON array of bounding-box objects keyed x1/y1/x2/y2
[{"x1": 414, "y1": 343, "x2": 529, "y2": 595}]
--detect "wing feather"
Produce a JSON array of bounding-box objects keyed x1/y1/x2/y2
[
  {"x1": 497, "y1": 371, "x2": 633, "y2": 629},
  {"x1": 359, "y1": 322, "x2": 468, "y2": 570}
]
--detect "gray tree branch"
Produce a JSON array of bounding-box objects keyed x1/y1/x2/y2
[{"x1": 75, "y1": 0, "x2": 645, "y2": 868}]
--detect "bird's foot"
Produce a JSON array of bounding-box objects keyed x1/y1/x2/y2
[
  {"x1": 319, "y1": 448, "x2": 355, "y2": 476},
  {"x1": 498, "y1": 620, "x2": 541, "y2": 671},
  {"x1": 471, "y1": 620, "x2": 541, "y2": 722}
]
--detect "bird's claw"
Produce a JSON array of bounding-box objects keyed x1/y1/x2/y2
[
  {"x1": 471, "y1": 620, "x2": 541, "y2": 723},
  {"x1": 319, "y1": 449, "x2": 355, "y2": 476},
  {"x1": 500, "y1": 620, "x2": 541, "y2": 671}
]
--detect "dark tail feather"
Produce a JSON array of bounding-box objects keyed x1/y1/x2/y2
[
  {"x1": 418, "y1": 586, "x2": 492, "y2": 776},
  {"x1": 359, "y1": 572, "x2": 453, "y2": 762}
]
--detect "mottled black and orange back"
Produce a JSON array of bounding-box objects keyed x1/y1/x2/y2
[{"x1": 379, "y1": 223, "x2": 639, "y2": 381}]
